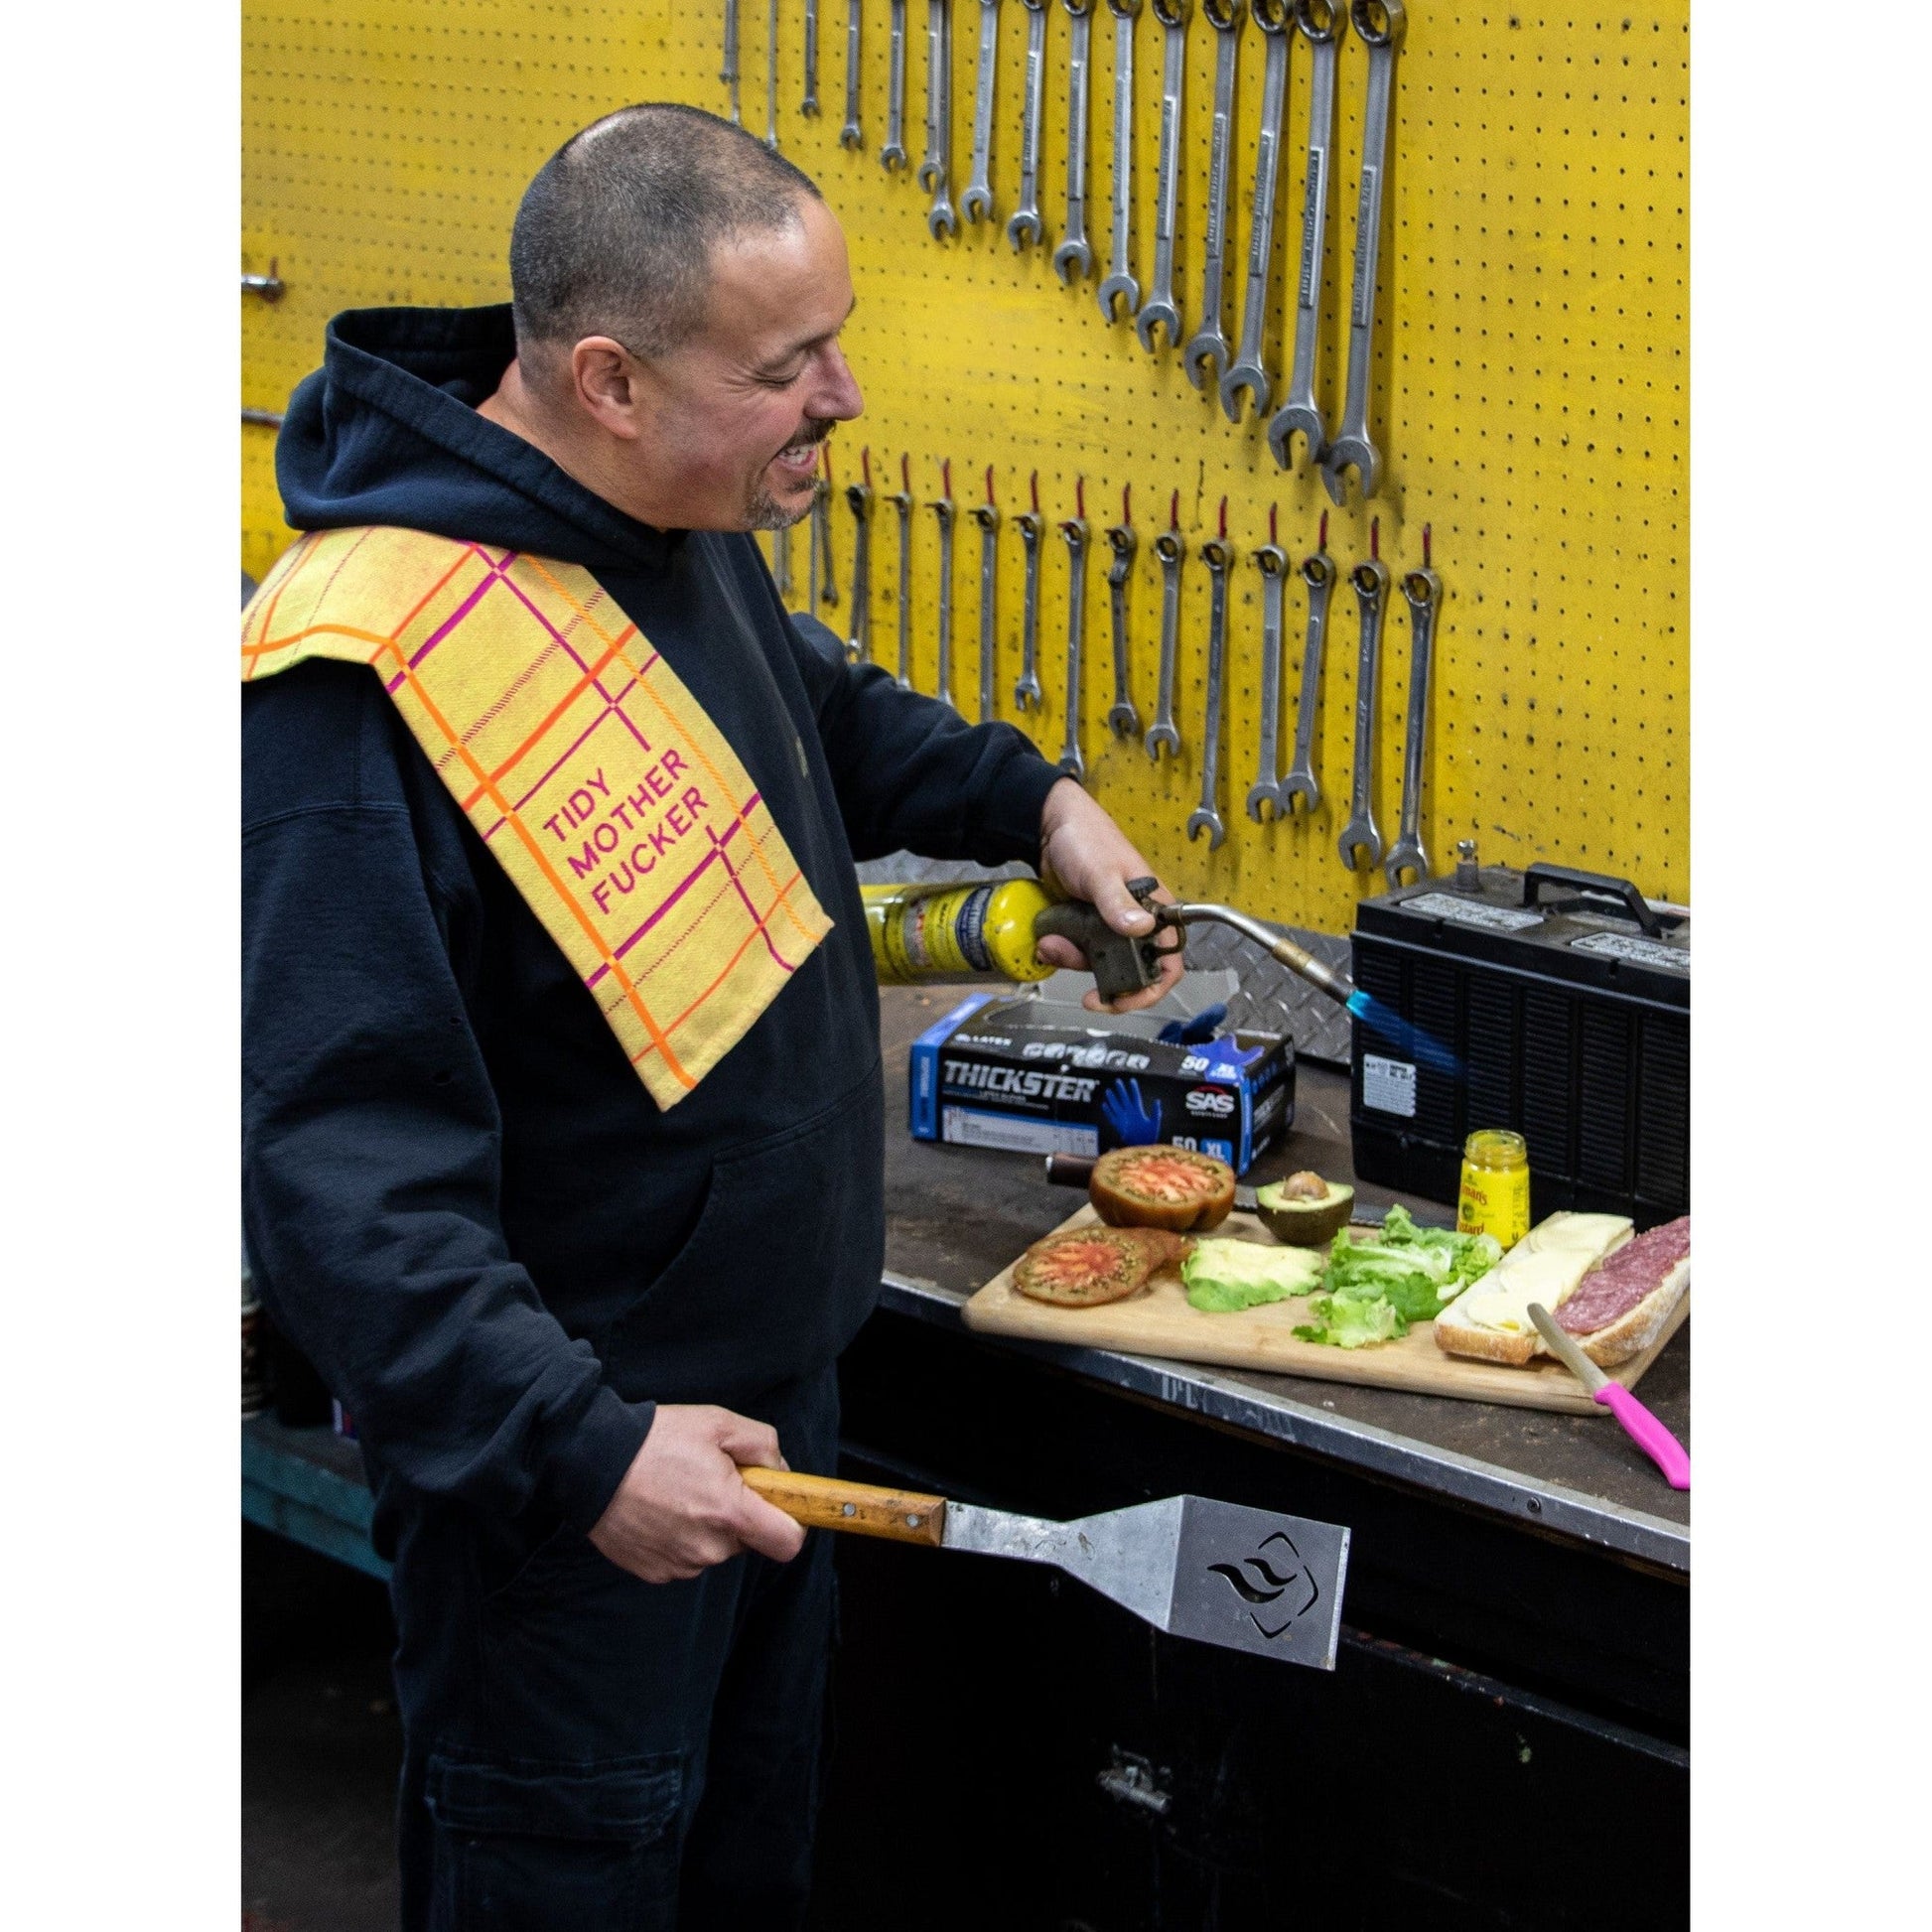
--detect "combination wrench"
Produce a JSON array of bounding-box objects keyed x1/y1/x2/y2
[
  {"x1": 1219, "y1": 0, "x2": 1291, "y2": 424},
  {"x1": 1134, "y1": 0, "x2": 1189, "y2": 352},
  {"x1": 1244, "y1": 533, "x2": 1288, "y2": 821},
  {"x1": 1336, "y1": 551, "x2": 1388, "y2": 869},
  {"x1": 844, "y1": 470, "x2": 874, "y2": 661},
  {"x1": 1056, "y1": 497, "x2": 1090, "y2": 776},
  {"x1": 771, "y1": 521, "x2": 792, "y2": 603},
  {"x1": 841, "y1": 0, "x2": 865, "y2": 145},
  {"x1": 920, "y1": 0, "x2": 958, "y2": 236},
  {"x1": 809, "y1": 479, "x2": 827, "y2": 611},
  {"x1": 804, "y1": 0, "x2": 822, "y2": 115},
  {"x1": 883, "y1": 0, "x2": 910, "y2": 169},
  {"x1": 765, "y1": 0, "x2": 781, "y2": 148},
  {"x1": 1180, "y1": 0, "x2": 1243, "y2": 392},
  {"x1": 886, "y1": 462, "x2": 915, "y2": 689},
  {"x1": 1096, "y1": 0, "x2": 1142, "y2": 323},
  {"x1": 723, "y1": 0, "x2": 743, "y2": 125},
  {"x1": 1186, "y1": 531, "x2": 1235, "y2": 848},
  {"x1": 962, "y1": 0, "x2": 1002, "y2": 222},
  {"x1": 1322, "y1": 0, "x2": 1405, "y2": 505},
  {"x1": 1007, "y1": 0, "x2": 1049, "y2": 248},
  {"x1": 931, "y1": 469, "x2": 959, "y2": 711},
  {"x1": 1266, "y1": 0, "x2": 1342, "y2": 469},
  {"x1": 1145, "y1": 516, "x2": 1184, "y2": 759},
  {"x1": 1104, "y1": 503, "x2": 1140, "y2": 737},
  {"x1": 1014, "y1": 495, "x2": 1045, "y2": 710},
  {"x1": 1384, "y1": 555, "x2": 1441, "y2": 887},
  {"x1": 1282, "y1": 530, "x2": 1333, "y2": 811},
  {"x1": 970, "y1": 482, "x2": 1001, "y2": 721},
  {"x1": 1052, "y1": 0, "x2": 1097, "y2": 283}
]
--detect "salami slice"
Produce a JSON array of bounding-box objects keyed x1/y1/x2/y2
[{"x1": 1558, "y1": 1216, "x2": 1690, "y2": 1334}]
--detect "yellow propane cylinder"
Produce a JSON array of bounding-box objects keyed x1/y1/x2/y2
[{"x1": 861, "y1": 880, "x2": 1058, "y2": 986}]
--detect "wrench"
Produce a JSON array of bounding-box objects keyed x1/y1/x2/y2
[
  {"x1": 1104, "y1": 516, "x2": 1140, "y2": 737},
  {"x1": 1266, "y1": 0, "x2": 1342, "y2": 469},
  {"x1": 1384, "y1": 562, "x2": 1440, "y2": 886},
  {"x1": 723, "y1": 0, "x2": 743, "y2": 125},
  {"x1": 931, "y1": 484, "x2": 958, "y2": 711},
  {"x1": 1144, "y1": 527, "x2": 1184, "y2": 759},
  {"x1": 921, "y1": 0, "x2": 958, "y2": 236},
  {"x1": 1014, "y1": 507, "x2": 1045, "y2": 709},
  {"x1": 841, "y1": 0, "x2": 865, "y2": 145},
  {"x1": 1096, "y1": 0, "x2": 1142, "y2": 322},
  {"x1": 811, "y1": 476, "x2": 840, "y2": 608},
  {"x1": 1180, "y1": 0, "x2": 1243, "y2": 391},
  {"x1": 771, "y1": 520, "x2": 792, "y2": 603},
  {"x1": 804, "y1": 0, "x2": 823, "y2": 113},
  {"x1": 1134, "y1": 0, "x2": 1189, "y2": 352},
  {"x1": 1186, "y1": 536, "x2": 1235, "y2": 848},
  {"x1": 765, "y1": 0, "x2": 781, "y2": 148},
  {"x1": 1322, "y1": 0, "x2": 1405, "y2": 505},
  {"x1": 1052, "y1": 0, "x2": 1097, "y2": 283},
  {"x1": 1007, "y1": 0, "x2": 1049, "y2": 248},
  {"x1": 1336, "y1": 555, "x2": 1388, "y2": 869},
  {"x1": 1244, "y1": 538, "x2": 1288, "y2": 820},
  {"x1": 1281, "y1": 542, "x2": 1333, "y2": 811},
  {"x1": 962, "y1": 0, "x2": 1001, "y2": 221},
  {"x1": 844, "y1": 476, "x2": 874, "y2": 661},
  {"x1": 809, "y1": 481, "x2": 825, "y2": 612},
  {"x1": 886, "y1": 476, "x2": 915, "y2": 688},
  {"x1": 884, "y1": 0, "x2": 910, "y2": 169},
  {"x1": 970, "y1": 498, "x2": 1001, "y2": 721},
  {"x1": 1057, "y1": 508, "x2": 1090, "y2": 776},
  {"x1": 1219, "y1": 0, "x2": 1291, "y2": 423}
]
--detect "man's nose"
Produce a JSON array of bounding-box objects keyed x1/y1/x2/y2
[{"x1": 813, "y1": 344, "x2": 864, "y2": 424}]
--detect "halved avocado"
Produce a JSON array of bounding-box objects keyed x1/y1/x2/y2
[{"x1": 1254, "y1": 1172, "x2": 1356, "y2": 1246}]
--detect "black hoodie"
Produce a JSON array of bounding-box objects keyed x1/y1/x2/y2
[{"x1": 242, "y1": 306, "x2": 1061, "y2": 1558}]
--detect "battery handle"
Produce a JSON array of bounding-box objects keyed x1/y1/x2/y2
[{"x1": 1520, "y1": 863, "x2": 1676, "y2": 936}]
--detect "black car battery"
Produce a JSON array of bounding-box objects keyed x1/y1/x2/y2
[{"x1": 1349, "y1": 862, "x2": 1689, "y2": 1229}]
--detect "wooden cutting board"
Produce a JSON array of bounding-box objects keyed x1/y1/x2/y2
[{"x1": 960, "y1": 1207, "x2": 1690, "y2": 1416}]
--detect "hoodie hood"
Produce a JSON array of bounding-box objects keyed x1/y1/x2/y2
[{"x1": 276, "y1": 305, "x2": 678, "y2": 574}]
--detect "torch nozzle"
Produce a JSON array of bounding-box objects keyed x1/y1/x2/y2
[{"x1": 1156, "y1": 903, "x2": 1357, "y2": 1009}]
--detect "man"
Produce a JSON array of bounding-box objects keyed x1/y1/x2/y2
[{"x1": 242, "y1": 102, "x2": 1179, "y2": 1929}]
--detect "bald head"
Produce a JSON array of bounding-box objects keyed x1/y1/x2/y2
[{"x1": 509, "y1": 102, "x2": 823, "y2": 376}]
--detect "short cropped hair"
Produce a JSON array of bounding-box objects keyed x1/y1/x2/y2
[{"x1": 509, "y1": 102, "x2": 822, "y2": 363}]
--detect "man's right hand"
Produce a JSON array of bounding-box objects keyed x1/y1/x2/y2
[{"x1": 588, "y1": 1404, "x2": 807, "y2": 1583}]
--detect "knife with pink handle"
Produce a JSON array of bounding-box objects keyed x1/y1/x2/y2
[{"x1": 1528, "y1": 1303, "x2": 1690, "y2": 1491}]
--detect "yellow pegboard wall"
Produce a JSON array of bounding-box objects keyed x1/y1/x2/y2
[{"x1": 243, "y1": 0, "x2": 1687, "y2": 933}]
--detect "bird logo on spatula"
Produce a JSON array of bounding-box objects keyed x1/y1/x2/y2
[{"x1": 1207, "y1": 1531, "x2": 1320, "y2": 1640}]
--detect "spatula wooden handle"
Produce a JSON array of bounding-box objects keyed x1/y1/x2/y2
[{"x1": 739, "y1": 1466, "x2": 948, "y2": 1546}]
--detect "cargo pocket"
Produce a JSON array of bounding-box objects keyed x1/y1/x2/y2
[{"x1": 426, "y1": 1748, "x2": 683, "y2": 1932}]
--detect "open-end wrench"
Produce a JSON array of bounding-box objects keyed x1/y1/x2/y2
[
  {"x1": 886, "y1": 466, "x2": 914, "y2": 688},
  {"x1": 962, "y1": 0, "x2": 1001, "y2": 221},
  {"x1": 1266, "y1": 0, "x2": 1342, "y2": 469},
  {"x1": 921, "y1": 0, "x2": 959, "y2": 236},
  {"x1": 1336, "y1": 552, "x2": 1388, "y2": 869},
  {"x1": 1145, "y1": 521, "x2": 1184, "y2": 759},
  {"x1": 1134, "y1": 0, "x2": 1189, "y2": 352},
  {"x1": 931, "y1": 475, "x2": 959, "y2": 711},
  {"x1": 765, "y1": 0, "x2": 782, "y2": 148},
  {"x1": 841, "y1": 0, "x2": 865, "y2": 145},
  {"x1": 1057, "y1": 500, "x2": 1090, "y2": 776},
  {"x1": 804, "y1": 0, "x2": 823, "y2": 113},
  {"x1": 771, "y1": 521, "x2": 792, "y2": 603},
  {"x1": 1322, "y1": 0, "x2": 1405, "y2": 505},
  {"x1": 724, "y1": 0, "x2": 743, "y2": 125},
  {"x1": 1245, "y1": 535, "x2": 1288, "y2": 820},
  {"x1": 1219, "y1": 0, "x2": 1291, "y2": 423},
  {"x1": 1186, "y1": 533, "x2": 1235, "y2": 848},
  {"x1": 884, "y1": 0, "x2": 911, "y2": 169},
  {"x1": 1008, "y1": 0, "x2": 1049, "y2": 248},
  {"x1": 970, "y1": 485, "x2": 1001, "y2": 721},
  {"x1": 1384, "y1": 557, "x2": 1441, "y2": 886},
  {"x1": 1104, "y1": 509, "x2": 1140, "y2": 737},
  {"x1": 1282, "y1": 535, "x2": 1333, "y2": 811},
  {"x1": 1097, "y1": 0, "x2": 1142, "y2": 322},
  {"x1": 844, "y1": 473, "x2": 874, "y2": 661},
  {"x1": 809, "y1": 480, "x2": 826, "y2": 611},
  {"x1": 1053, "y1": 0, "x2": 1097, "y2": 283},
  {"x1": 1014, "y1": 501, "x2": 1045, "y2": 709},
  {"x1": 815, "y1": 457, "x2": 840, "y2": 607},
  {"x1": 1181, "y1": 0, "x2": 1243, "y2": 391}
]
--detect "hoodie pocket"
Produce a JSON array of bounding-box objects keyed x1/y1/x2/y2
[{"x1": 601, "y1": 1061, "x2": 885, "y2": 1403}]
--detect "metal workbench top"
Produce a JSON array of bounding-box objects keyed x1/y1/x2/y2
[{"x1": 873, "y1": 986, "x2": 1690, "y2": 1576}]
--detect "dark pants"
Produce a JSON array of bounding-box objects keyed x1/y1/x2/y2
[{"x1": 389, "y1": 1368, "x2": 839, "y2": 1930}]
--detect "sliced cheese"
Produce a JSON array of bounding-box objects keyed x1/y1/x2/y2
[
  {"x1": 1516, "y1": 1211, "x2": 1634, "y2": 1257},
  {"x1": 1441, "y1": 1211, "x2": 1633, "y2": 1338}
]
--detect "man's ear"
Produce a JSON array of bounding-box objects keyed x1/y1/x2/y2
[{"x1": 570, "y1": 337, "x2": 647, "y2": 439}]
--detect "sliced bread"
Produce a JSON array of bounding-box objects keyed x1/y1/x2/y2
[{"x1": 1434, "y1": 1212, "x2": 1634, "y2": 1365}]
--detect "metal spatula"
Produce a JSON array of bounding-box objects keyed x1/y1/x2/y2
[{"x1": 742, "y1": 1467, "x2": 1350, "y2": 1669}]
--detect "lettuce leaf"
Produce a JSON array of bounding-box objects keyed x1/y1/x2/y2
[
  {"x1": 1294, "y1": 1209, "x2": 1503, "y2": 1347},
  {"x1": 1294, "y1": 1289, "x2": 1405, "y2": 1349}
]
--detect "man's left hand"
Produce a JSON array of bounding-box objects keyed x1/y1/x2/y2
[{"x1": 1035, "y1": 777, "x2": 1186, "y2": 1014}]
